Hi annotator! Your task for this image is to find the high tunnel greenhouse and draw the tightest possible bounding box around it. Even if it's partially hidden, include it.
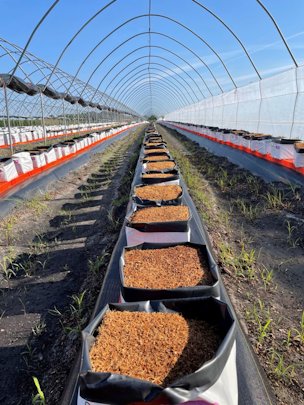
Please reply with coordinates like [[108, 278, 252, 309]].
[[0, 1, 303, 405]]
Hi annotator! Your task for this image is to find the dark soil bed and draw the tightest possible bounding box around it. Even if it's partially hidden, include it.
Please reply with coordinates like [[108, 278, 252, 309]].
[[134, 185, 182, 201], [89, 311, 220, 386], [123, 245, 213, 289]]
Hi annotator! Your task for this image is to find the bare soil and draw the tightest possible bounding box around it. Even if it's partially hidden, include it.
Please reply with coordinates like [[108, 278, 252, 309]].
[[134, 185, 182, 201], [0, 126, 144, 405], [90, 311, 220, 386], [123, 245, 212, 289], [130, 206, 190, 223], [158, 124, 304, 405]]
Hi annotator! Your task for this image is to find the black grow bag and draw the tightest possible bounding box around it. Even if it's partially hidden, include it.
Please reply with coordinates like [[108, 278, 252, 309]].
[[79, 297, 236, 405], [144, 142, 167, 149], [125, 204, 191, 233], [120, 242, 220, 301], [273, 138, 300, 145], [133, 184, 183, 206], [295, 142, 304, 153], [142, 153, 172, 163], [141, 170, 179, 185], [143, 159, 178, 173]]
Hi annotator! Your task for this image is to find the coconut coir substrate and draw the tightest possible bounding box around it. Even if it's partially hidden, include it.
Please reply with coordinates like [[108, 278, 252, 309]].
[[130, 206, 189, 223], [142, 173, 175, 179], [124, 245, 213, 289], [135, 185, 182, 201], [144, 155, 170, 162], [89, 311, 220, 386], [144, 148, 169, 155], [146, 161, 175, 171]]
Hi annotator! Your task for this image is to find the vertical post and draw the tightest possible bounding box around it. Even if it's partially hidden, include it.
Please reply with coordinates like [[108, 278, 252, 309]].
[[39, 91, 47, 145], [76, 102, 80, 133], [62, 98, 67, 140], [3, 83, 13, 155]]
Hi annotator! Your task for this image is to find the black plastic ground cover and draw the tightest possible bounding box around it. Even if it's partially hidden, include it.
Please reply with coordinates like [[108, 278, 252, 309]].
[[0, 128, 136, 219], [62, 132, 276, 405], [171, 126, 304, 186]]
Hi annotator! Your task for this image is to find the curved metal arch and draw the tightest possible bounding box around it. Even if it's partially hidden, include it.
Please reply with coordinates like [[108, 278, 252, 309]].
[[109, 64, 196, 105], [79, 31, 214, 98], [118, 81, 184, 111], [10, 0, 60, 80], [43, 0, 119, 90], [88, 13, 238, 97], [129, 94, 175, 114], [112, 68, 193, 105], [82, 43, 207, 101], [130, 95, 176, 116], [53, 13, 238, 98], [102, 56, 200, 104], [119, 83, 182, 112], [120, 80, 185, 110], [114, 71, 190, 107], [60, 13, 232, 96], [102, 30, 221, 96], [87, 46, 207, 104], [191, 0, 262, 79], [124, 89, 178, 114], [67, 25, 222, 96], [256, 0, 298, 67]]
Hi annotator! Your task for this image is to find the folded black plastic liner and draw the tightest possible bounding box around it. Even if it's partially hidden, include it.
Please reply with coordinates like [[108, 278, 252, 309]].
[[80, 297, 235, 405]]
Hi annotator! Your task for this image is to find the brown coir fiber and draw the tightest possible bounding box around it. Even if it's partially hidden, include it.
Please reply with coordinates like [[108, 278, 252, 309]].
[[124, 245, 213, 289], [144, 148, 169, 154], [135, 185, 182, 201], [145, 142, 165, 147], [144, 155, 170, 162], [146, 161, 175, 171], [89, 311, 221, 386], [142, 173, 175, 179], [130, 205, 189, 223]]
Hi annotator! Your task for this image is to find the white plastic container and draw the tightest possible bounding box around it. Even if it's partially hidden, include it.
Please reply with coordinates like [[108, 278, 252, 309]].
[[0, 158, 19, 181], [12, 152, 34, 174]]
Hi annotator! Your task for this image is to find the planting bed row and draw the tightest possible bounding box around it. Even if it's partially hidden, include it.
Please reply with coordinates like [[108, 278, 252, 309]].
[[0, 122, 141, 197], [163, 121, 304, 175], [67, 125, 241, 405], [0, 121, 121, 148]]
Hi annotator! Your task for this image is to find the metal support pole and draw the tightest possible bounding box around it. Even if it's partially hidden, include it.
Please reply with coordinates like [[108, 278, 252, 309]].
[[3, 83, 13, 155], [39, 92, 47, 145], [62, 98, 67, 140], [77, 103, 80, 133]]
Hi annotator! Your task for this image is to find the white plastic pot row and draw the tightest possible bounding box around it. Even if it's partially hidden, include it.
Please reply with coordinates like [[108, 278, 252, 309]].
[[0, 121, 125, 147], [163, 121, 304, 170], [0, 124, 139, 183]]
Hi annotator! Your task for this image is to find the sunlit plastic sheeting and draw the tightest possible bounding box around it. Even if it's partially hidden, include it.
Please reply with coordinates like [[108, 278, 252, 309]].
[[164, 67, 304, 140]]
